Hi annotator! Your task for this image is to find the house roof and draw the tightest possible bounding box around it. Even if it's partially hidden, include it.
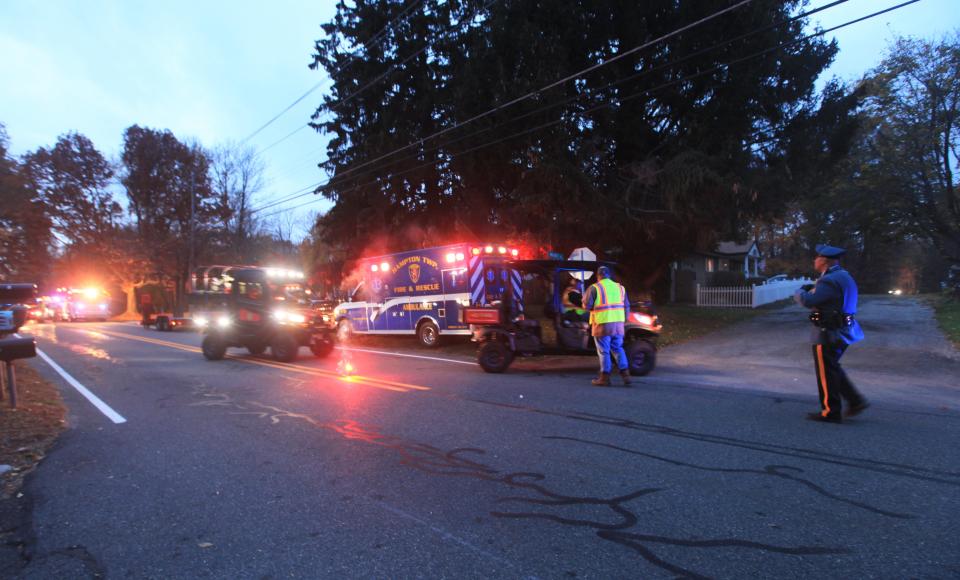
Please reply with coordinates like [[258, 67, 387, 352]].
[[692, 240, 760, 258]]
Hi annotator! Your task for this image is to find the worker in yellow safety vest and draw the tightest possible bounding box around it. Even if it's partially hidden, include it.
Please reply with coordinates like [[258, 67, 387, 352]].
[[582, 265, 631, 386], [561, 276, 588, 323]]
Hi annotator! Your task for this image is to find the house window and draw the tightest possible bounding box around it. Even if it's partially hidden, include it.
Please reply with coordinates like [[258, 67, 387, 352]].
[[706, 258, 715, 273]]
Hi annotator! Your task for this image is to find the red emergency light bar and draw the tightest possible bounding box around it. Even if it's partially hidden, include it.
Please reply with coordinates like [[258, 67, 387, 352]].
[[469, 246, 521, 258]]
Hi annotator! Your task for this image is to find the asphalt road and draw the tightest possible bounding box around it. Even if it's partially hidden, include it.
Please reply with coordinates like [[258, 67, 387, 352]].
[[13, 296, 960, 578]]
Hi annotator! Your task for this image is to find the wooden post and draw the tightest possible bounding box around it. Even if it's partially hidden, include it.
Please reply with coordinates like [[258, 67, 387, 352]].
[[4, 361, 15, 409]]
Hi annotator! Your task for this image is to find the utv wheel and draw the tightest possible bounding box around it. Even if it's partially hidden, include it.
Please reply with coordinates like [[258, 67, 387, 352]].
[[202, 335, 227, 361], [310, 338, 334, 359], [271, 333, 299, 363], [157, 316, 170, 331], [626, 339, 656, 376], [478, 341, 512, 373], [247, 342, 267, 356], [417, 321, 440, 348]]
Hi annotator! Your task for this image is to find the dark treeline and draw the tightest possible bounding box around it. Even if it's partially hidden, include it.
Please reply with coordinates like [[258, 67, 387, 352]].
[[307, 0, 959, 295], [0, 125, 299, 313], [3, 3, 958, 302]]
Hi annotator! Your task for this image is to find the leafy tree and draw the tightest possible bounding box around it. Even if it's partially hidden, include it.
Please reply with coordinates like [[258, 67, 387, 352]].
[[784, 32, 960, 291], [210, 142, 266, 262], [0, 123, 52, 284], [121, 125, 223, 310], [21, 132, 147, 311], [309, 0, 848, 292], [865, 33, 960, 264], [22, 132, 121, 246]]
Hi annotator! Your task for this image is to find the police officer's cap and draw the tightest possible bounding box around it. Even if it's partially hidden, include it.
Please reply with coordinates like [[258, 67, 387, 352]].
[[596, 265, 611, 278], [815, 244, 846, 259]]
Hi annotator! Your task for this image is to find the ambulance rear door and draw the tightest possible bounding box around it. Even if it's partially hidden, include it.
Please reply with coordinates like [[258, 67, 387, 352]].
[[441, 267, 470, 331]]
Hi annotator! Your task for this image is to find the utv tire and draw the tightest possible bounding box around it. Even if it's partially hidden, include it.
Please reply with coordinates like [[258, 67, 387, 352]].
[[271, 333, 299, 363], [417, 321, 440, 348], [626, 339, 656, 376], [202, 335, 227, 361], [478, 341, 512, 373], [247, 342, 267, 356]]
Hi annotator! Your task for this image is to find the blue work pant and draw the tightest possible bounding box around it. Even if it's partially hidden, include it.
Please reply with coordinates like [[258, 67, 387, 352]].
[[594, 334, 627, 373]]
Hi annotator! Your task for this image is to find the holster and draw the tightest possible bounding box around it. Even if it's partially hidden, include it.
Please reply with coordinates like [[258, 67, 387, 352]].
[[809, 310, 854, 330]]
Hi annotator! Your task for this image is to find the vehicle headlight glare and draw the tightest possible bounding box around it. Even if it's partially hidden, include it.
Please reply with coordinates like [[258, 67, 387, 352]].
[[216, 316, 231, 328]]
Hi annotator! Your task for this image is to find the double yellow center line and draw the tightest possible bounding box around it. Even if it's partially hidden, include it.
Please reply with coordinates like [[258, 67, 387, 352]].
[[88, 328, 431, 394]]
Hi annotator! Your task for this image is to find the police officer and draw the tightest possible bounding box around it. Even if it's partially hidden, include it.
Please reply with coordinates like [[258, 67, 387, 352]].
[[794, 244, 869, 423], [583, 265, 631, 386]]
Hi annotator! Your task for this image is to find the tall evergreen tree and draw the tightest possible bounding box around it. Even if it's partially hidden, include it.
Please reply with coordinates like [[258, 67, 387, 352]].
[[310, 0, 850, 288]]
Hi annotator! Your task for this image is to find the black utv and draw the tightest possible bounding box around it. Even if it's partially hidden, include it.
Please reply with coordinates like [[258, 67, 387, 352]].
[[199, 267, 335, 363], [464, 260, 660, 375]]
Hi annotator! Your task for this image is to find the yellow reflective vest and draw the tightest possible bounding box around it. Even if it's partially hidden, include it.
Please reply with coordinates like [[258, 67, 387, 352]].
[[589, 278, 626, 325]]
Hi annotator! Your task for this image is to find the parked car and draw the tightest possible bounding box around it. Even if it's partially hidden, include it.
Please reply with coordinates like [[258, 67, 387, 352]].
[[765, 274, 789, 284]]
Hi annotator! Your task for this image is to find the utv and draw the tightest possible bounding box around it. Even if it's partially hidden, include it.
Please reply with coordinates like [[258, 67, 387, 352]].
[[464, 260, 660, 375], [199, 267, 335, 363]]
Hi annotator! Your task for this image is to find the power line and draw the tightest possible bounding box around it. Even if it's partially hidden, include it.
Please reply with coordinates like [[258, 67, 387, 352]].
[[250, 0, 499, 211], [256, 0, 922, 220], [250, 0, 756, 215], [274, 0, 856, 202], [240, 0, 426, 145]]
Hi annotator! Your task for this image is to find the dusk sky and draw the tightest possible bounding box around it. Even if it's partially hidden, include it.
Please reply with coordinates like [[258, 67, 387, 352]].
[[2, 0, 957, 240]]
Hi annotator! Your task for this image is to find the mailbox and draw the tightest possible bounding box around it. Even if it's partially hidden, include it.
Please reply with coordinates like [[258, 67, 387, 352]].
[[0, 311, 12, 334], [0, 336, 36, 362]]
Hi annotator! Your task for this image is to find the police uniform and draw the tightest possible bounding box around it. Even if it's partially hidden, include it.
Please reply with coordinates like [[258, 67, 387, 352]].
[[794, 244, 868, 422]]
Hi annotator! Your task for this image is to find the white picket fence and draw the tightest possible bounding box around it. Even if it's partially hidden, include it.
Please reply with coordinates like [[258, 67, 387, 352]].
[[696, 278, 813, 308]]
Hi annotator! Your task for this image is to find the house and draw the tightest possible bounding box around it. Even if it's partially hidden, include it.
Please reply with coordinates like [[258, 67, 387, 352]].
[[670, 240, 762, 302]]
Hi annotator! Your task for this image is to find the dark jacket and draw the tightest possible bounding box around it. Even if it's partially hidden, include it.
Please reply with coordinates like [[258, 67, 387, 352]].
[[795, 264, 864, 345]]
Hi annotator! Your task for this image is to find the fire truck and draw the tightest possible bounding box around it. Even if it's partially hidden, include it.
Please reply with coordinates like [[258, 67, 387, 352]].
[[333, 243, 523, 347], [62, 287, 111, 322]]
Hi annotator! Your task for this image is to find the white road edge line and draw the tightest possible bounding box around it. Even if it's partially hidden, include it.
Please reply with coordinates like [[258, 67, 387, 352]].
[[35, 349, 127, 424], [336, 346, 474, 366]]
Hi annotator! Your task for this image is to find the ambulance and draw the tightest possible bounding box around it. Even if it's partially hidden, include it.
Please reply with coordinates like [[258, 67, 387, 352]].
[[333, 243, 524, 347]]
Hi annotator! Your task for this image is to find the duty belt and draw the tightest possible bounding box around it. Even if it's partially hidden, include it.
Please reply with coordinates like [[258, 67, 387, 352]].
[[809, 310, 855, 329]]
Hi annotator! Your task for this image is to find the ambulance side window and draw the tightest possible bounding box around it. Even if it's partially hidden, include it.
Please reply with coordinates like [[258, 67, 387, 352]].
[[442, 269, 467, 293], [351, 284, 368, 302]]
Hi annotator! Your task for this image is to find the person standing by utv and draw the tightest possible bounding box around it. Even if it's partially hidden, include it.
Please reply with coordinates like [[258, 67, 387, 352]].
[[583, 265, 631, 386], [794, 244, 869, 423]]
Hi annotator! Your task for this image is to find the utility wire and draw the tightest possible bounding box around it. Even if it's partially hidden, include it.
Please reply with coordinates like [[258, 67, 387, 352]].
[[251, 0, 498, 211], [250, 0, 755, 214], [256, 0, 922, 219], [241, 0, 425, 144], [270, 0, 855, 203]]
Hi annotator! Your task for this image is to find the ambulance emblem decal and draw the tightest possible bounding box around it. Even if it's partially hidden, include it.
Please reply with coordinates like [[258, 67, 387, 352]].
[[408, 263, 421, 284]]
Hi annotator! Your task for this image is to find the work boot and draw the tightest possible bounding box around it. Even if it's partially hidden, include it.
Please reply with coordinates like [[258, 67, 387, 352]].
[[591, 372, 611, 386], [620, 370, 631, 386]]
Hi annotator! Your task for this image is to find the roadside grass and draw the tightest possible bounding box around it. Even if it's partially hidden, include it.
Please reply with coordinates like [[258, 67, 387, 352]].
[[0, 363, 66, 498], [917, 293, 960, 350]]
